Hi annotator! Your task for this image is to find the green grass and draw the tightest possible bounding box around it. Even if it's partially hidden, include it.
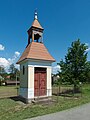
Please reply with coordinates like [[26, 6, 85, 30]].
[[0, 84, 90, 120], [0, 86, 18, 98]]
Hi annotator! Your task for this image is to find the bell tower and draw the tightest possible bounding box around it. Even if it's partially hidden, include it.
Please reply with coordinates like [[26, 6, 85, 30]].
[[27, 10, 44, 45], [17, 10, 55, 103]]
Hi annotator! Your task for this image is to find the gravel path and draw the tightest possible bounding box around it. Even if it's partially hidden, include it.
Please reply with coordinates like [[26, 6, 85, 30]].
[[26, 103, 90, 120]]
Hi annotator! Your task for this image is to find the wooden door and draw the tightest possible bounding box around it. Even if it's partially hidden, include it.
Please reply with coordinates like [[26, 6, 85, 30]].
[[34, 68, 46, 96]]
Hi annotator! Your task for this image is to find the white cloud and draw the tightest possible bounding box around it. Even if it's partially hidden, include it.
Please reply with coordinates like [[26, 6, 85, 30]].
[[0, 44, 5, 51], [86, 47, 90, 52], [8, 51, 20, 63], [52, 65, 60, 74], [15, 64, 20, 70], [85, 43, 89, 46], [15, 51, 20, 57], [13, 51, 20, 60], [0, 57, 10, 68], [0, 51, 20, 72], [85, 43, 90, 52], [8, 58, 13, 64]]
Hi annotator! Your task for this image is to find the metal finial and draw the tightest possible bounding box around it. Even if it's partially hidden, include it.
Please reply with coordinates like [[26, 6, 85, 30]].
[[34, 9, 38, 19]]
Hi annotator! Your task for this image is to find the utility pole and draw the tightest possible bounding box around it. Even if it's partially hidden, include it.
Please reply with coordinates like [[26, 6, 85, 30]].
[[16, 72, 17, 87]]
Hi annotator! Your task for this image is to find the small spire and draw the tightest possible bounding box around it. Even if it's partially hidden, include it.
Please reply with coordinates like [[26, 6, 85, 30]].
[[34, 9, 38, 20]]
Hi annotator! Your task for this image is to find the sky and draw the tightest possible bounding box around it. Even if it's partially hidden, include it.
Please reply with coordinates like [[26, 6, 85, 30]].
[[0, 0, 90, 73]]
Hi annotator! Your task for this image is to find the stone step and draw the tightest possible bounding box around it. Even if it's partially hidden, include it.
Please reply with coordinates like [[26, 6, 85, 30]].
[[32, 97, 52, 103]]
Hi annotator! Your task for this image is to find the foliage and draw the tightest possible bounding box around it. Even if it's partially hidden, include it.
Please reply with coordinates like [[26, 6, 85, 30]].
[[85, 61, 90, 83], [0, 66, 7, 85], [0, 75, 4, 86], [8, 64, 16, 74], [0, 66, 6, 74], [0, 64, 20, 82], [8, 64, 20, 80], [58, 39, 88, 89]]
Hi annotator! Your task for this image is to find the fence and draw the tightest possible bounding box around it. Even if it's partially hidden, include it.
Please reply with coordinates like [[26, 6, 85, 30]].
[[0, 85, 82, 101]]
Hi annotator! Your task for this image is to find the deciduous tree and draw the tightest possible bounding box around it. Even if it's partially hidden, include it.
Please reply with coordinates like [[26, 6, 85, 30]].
[[58, 39, 88, 90]]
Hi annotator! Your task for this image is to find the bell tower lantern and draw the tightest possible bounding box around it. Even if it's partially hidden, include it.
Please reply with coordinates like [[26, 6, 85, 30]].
[[27, 10, 44, 45]]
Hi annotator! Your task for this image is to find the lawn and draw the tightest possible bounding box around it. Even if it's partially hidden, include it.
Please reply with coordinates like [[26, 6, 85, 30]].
[[0, 86, 18, 98], [0, 84, 90, 120]]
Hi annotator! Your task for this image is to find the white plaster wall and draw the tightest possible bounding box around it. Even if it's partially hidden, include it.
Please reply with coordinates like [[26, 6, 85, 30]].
[[47, 67, 52, 96], [19, 87, 28, 98], [19, 61, 28, 99], [19, 59, 53, 99], [20, 62, 28, 88], [28, 59, 52, 67], [28, 66, 34, 99]]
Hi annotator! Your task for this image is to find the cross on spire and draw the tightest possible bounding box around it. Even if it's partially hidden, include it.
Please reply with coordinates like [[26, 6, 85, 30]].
[[34, 9, 38, 19]]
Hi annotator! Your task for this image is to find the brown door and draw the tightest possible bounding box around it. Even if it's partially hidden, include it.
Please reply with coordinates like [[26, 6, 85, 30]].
[[34, 67, 46, 96]]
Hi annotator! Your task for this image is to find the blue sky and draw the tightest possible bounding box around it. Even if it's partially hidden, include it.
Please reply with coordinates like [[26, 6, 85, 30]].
[[0, 0, 90, 73]]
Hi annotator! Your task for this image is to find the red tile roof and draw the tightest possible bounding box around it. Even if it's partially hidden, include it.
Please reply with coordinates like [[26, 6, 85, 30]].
[[17, 42, 55, 64]]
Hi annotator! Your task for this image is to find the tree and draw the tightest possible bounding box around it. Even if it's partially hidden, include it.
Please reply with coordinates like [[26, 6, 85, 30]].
[[85, 61, 90, 83], [58, 39, 88, 90], [8, 64, 20, 80], [8, 64, 15, 74], [0, 65, 6, 74], [14, 68, 20, 81], [0, 65, 6, 85]]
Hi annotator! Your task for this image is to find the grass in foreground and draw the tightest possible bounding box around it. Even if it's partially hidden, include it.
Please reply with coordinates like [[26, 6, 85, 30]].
[[0, 84, 90, 120]]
